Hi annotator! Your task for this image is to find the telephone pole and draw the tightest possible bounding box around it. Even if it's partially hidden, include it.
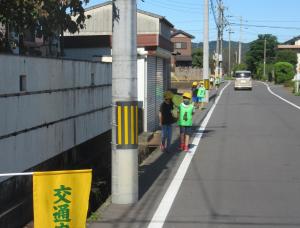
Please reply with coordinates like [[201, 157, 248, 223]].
[[219, 2, 224, 77], [214, 1, 220, 78], [263, 38, 267, 79], [112, 0, 138, 204], [214, 0, 224, 78], [203, 0, 209, 80], [203, 0, 209, 92], [238, 16, 243, 64], [228, 28, 234, 77]]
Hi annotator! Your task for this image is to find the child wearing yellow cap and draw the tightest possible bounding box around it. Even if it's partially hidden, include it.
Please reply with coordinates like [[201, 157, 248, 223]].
[[178, 92, 195, 152]]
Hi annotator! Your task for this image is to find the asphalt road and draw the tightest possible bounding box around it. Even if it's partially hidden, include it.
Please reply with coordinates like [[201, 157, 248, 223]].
[[163, 81, 300, 228], [90, 81, 300, 228]]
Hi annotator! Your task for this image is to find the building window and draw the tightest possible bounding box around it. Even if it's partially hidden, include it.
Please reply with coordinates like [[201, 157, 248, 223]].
[[19, 75, 27, 92], [174, 42, 187, 49]]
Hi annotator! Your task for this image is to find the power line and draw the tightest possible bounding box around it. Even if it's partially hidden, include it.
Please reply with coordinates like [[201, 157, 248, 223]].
[[139, 1, 202, 11], [233, 19, 300, 23], [210, 0, 218, 28], [230, 23, 300, 30]]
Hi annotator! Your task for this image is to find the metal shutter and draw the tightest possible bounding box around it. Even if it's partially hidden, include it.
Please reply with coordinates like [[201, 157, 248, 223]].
[[146, 56, 156, 132], [163, 59, 171, 91], [155, 57, 164, 130]]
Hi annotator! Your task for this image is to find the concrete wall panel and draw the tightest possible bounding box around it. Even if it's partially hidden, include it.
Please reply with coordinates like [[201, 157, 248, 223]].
[[0, 55, 112, 178]]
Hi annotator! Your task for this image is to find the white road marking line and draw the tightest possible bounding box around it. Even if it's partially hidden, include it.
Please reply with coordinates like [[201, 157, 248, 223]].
[[147, 82, 231, 228], [262, 82, 300, 111]]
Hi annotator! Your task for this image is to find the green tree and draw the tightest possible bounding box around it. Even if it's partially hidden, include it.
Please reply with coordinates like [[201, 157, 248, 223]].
[[275, 50, 297, 65], [0, 0, 42, 52], [274, 62, 295, 84], [0, 0, 42, 31], [245, 34, 278, 74], [36, 0, 90, 55], [232, 63, 247, 72], [0, 0, 90, 55], [256, 63, 274, 81], [192, 48, 203, 67]]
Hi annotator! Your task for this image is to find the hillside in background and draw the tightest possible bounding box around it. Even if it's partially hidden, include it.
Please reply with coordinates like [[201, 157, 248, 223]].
[[192, 41, 251, 73], [192, 40, 250, 57]]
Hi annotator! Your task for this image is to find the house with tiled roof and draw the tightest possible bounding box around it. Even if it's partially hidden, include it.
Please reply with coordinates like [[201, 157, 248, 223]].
[[170, 29, 195, 68], [278, 36, 300, 74]]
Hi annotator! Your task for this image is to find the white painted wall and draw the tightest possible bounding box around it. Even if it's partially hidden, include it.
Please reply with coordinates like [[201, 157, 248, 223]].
[[137, 58, 145, 104], [0, 55, 112, 179]]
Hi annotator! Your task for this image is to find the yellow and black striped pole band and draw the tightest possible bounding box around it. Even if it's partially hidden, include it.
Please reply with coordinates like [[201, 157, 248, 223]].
[[116, 101, 139, 149], [204, 79, 210, 90]]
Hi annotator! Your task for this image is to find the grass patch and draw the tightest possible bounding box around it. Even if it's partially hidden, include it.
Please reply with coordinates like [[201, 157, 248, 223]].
[[294, 92, 300, 96]]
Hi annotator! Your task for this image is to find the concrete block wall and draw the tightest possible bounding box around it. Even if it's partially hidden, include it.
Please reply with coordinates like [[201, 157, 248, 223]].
[[0, 54, 112, 179]]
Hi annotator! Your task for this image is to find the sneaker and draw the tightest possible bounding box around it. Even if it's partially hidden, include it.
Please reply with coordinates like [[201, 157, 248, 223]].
[[184, 145, 189, 152], [179, 143, 185, 150], [160, 144, 165, 152]]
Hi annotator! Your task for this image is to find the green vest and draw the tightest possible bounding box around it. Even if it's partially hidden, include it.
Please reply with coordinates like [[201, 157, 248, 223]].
[[178, 103, 193, 126], [197, 86, 206, 98]]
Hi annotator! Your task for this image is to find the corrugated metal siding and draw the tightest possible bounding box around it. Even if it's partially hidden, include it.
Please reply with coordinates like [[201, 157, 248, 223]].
[[155, 57, 164, 130], [146, 56, 156, 132], [163, 59, 170, 91]]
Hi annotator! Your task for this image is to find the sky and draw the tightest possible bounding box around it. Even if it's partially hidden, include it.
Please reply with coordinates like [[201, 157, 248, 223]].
[[84, 0, 300, 43]]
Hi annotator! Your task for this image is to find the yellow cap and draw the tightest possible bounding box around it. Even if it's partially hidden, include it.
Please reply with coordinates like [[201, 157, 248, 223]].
[[182, 92, 192, 99], [192, 81, 198, 86], [199, 80, 204, 84], [164, 90, 173, 99]]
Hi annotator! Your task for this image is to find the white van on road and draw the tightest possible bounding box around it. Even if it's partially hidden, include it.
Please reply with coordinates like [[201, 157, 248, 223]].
[[234, 70, 252, 90]]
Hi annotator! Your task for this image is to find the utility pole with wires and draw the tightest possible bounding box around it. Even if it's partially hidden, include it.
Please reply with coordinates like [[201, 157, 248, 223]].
[[228, 27, 234, 77], [219, 2, 224, 77], [112, 0, 139, 204], [263, 37, 267, 80], [203, 0, 209, 98], [214, 0, 225, 79], [238, 16, 243, 64]]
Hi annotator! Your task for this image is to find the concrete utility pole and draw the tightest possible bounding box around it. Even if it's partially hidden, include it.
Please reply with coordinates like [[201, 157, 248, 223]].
[[214, 0, 224, 79], [238, 16, 242, 64], [219, 2, 224, 77], [263, 38, 267, 80], [203, 0, 209, 92], [112, 0, 138, 204], [228, 28, 234, 77], [214, 1, 220, 78]]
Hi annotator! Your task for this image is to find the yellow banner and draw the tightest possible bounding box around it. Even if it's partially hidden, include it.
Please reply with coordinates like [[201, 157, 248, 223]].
[[33, 169, 92, 228]]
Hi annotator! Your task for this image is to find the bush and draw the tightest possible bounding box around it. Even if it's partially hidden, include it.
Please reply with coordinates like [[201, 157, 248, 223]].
[[274, 62, 295, 84]]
